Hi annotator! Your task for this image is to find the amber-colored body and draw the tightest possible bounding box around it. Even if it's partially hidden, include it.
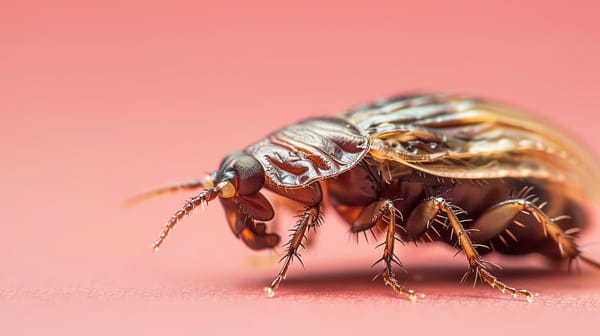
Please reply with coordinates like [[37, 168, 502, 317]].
[[130, 93, 600, 302], [328, 163, 586, 259]]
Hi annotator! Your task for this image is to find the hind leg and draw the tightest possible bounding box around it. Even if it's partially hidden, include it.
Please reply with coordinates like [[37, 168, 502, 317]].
[[469, 198, 600, 271], [405, 197, 537, 301]]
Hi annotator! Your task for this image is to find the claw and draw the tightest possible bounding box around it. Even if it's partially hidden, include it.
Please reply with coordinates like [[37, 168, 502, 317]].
[[381, 271, 425, 302]]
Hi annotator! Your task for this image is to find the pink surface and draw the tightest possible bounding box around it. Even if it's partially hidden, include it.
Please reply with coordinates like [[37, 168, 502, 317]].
[[2, 1, 600, 334]]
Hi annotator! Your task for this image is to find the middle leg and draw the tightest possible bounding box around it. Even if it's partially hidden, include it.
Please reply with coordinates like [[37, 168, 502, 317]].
[[353, 199, 425, 301]]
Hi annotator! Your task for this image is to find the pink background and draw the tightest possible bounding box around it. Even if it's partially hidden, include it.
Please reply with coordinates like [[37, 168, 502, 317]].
[[2, 0, 600, 334]]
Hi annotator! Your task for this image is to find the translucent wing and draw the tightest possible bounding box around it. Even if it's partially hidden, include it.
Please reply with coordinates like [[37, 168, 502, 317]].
[[343, 93, 600, 203]]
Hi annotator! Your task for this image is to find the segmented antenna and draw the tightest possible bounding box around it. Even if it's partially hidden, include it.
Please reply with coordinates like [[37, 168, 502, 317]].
[[125, 178, 212, 208], [152, 188, 219, 251]]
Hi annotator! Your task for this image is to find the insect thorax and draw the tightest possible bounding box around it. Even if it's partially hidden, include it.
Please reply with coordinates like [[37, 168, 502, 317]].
[[245, 117, 371, 188]]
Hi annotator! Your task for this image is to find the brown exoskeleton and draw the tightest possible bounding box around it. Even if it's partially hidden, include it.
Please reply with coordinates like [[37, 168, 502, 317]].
[[129, 93, 600, 302]]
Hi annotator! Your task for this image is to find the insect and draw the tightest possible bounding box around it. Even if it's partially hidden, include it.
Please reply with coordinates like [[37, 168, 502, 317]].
[[129, 93, 600, 302]]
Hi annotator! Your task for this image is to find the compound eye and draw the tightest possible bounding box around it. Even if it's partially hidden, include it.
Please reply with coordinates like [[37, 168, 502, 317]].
[[233, 154, 265, 195], [219, 151, 245, 170]]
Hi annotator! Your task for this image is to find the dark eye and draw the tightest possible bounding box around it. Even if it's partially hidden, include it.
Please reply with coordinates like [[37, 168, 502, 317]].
[[233, 154, 265, 195]]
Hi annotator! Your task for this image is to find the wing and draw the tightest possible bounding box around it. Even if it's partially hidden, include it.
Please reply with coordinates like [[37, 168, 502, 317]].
[[245, 117, 370, 188], [342, 93, 600, 203]]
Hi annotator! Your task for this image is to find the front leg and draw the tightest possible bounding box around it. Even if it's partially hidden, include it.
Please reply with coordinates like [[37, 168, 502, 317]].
[[263, 182, 323, 297], [264, 205, 321, 297]]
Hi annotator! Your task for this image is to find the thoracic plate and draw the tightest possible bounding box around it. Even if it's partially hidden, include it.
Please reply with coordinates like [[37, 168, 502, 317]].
[[245, 118, 370, 188]]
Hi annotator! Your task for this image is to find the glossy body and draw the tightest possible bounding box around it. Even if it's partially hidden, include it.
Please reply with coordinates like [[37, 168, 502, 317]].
[[133, 93, 600, 301], [327, 163, 584, 258]]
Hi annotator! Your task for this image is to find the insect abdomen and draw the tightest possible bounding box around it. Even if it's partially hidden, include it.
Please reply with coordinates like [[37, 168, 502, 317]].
[[328, 164, 586, 259]]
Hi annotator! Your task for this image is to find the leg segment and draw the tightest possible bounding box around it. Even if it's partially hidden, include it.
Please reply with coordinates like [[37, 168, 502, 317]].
[[349, 199, 423, 301], [436, 198, 537, 302], [264, 205, 321, 297], [263, 182, 324, 297], [408, 197, 537, 302], [469, 199, 599, 269], [372, 200, 424, 302]]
